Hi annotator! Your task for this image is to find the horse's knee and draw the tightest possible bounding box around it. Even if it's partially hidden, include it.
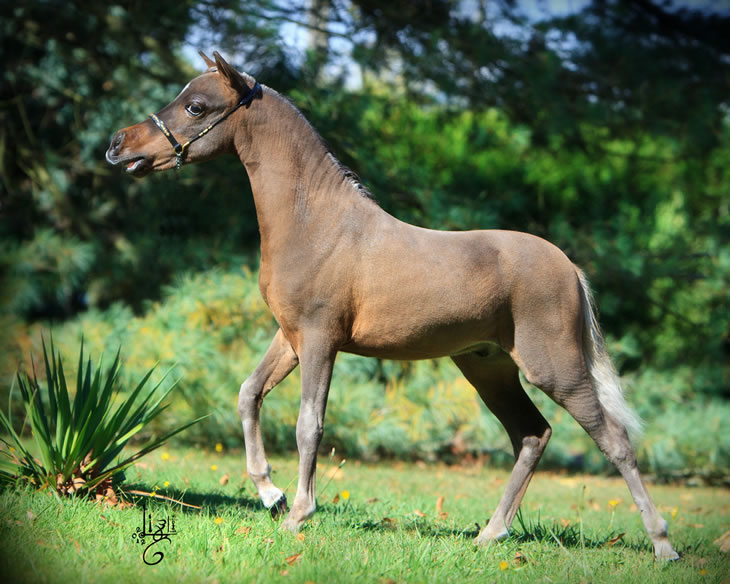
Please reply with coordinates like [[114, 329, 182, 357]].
[[516, 424, 551, 461], [295, 410, 324, 449], [237, 378, 263, 419]]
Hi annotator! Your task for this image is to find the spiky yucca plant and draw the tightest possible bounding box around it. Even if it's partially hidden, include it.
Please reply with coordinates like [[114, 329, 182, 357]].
[[0, 338, 202, 500]]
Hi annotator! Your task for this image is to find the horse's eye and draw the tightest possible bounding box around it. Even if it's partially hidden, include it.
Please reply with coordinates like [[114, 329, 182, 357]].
[[186, 103, 204, 116]]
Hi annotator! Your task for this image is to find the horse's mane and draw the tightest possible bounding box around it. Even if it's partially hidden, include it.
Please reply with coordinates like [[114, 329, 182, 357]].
[[265, 86, 378, 204]]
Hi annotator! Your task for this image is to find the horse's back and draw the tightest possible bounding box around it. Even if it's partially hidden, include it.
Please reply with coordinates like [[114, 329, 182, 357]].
[[345, 222, 580, 359]]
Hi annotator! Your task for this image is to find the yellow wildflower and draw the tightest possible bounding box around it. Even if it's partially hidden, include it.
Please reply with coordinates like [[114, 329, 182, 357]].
[[211, 464, 218, 471], [214, 517, 223, 525], [215, 443, 223, 453], [499, 560, 509, 571], [341, 490, 350, 500], [161, 452, 170, 461]]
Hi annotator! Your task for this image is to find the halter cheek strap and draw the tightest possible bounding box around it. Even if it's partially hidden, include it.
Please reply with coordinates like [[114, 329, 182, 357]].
[[149, 81, 261, 169]]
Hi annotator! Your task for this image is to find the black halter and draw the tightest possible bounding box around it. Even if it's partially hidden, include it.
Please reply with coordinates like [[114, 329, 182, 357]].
[[149, 82, 261, 169]]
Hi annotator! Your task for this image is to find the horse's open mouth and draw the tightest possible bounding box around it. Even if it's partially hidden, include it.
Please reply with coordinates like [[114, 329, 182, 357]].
[[112, 156, 152, 177], [123, 157, 151, 175]]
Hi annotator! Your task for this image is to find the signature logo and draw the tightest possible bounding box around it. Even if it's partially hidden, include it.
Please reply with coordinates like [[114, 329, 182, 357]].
[[131, 500, 177, 565]]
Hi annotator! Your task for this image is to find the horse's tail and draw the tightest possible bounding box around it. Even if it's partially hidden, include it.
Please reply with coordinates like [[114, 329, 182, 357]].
[[575, 267, 643, 438]]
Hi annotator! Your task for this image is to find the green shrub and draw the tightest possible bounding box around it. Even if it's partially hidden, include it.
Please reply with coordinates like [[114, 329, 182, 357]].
[[0, 337, 202, 498]]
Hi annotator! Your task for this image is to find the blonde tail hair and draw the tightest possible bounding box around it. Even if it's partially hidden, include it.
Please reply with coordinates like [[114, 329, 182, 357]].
[[576, 268, 643, 438]]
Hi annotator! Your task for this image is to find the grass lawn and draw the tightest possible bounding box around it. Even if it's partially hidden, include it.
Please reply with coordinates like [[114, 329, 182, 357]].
[[1, 445, 728, 583]]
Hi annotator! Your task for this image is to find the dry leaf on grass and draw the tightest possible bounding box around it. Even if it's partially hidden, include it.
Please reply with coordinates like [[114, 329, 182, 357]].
[[714, 530, 730, 553], [285, 553, 302, 565], [436, 496, 445, 513], [219, 473, 230, 486], [608, 533, 625, 546], [413, 509, 426, 517], [324, 467, 344, 480]]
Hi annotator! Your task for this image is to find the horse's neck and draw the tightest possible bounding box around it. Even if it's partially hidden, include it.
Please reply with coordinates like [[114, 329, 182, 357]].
[[235, 89, 379, 264]]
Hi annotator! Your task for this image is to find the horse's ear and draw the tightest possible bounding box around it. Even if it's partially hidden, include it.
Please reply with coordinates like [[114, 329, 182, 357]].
[[199, 50, 216, 70], [213, 51, 248, 94]]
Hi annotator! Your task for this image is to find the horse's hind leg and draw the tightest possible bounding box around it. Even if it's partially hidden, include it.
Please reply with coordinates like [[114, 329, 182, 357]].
[[238, 328, 299, 514], [451, 350, 552, 544], [514, 339, 679, 560]]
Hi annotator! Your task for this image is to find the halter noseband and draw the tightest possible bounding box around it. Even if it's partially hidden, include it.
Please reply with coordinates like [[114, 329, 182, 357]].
[[149, 82, 261, 169]]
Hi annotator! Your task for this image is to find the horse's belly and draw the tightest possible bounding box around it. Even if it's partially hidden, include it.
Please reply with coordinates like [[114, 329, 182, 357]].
[[343, 308, 509, 360]]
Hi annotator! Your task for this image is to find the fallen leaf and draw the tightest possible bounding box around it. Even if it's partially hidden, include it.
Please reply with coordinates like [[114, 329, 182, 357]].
[[414, 509, 426, 517], [235, 526, 252, 535], [436, 496, 445, 514], [26, 510, 36, 522], [438, 512, 449, 519], [219, 473, 230, 486], [514, 551, 528, 564], [713, 530, 730, 553], [608, 533, 625, 546], [366, 498, 380, 504], [324, 467, 344, 480], [332, 493, 340, 504], [99, 514, 120, 527], [285, 553, 302, 565], [297, 533, 306, 542], [280, 569, 289, 576], [380, 517, 397, 528], [560, 518, 570, 527]]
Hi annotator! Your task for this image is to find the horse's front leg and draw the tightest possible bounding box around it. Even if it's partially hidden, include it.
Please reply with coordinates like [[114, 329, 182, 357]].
[[239, 328, 299, 514], [281, 337, 336, 532]]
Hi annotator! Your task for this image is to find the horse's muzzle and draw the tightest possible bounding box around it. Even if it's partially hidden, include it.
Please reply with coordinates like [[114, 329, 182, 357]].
[[106, 130, 152, 177]]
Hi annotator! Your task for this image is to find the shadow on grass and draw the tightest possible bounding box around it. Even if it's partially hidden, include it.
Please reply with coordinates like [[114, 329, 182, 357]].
[[122, 482, 262, 515], [347, 507, 650, 553]]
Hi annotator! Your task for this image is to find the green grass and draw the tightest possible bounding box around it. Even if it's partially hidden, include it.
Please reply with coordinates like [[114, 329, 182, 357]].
[[1, 445, 728, 583]]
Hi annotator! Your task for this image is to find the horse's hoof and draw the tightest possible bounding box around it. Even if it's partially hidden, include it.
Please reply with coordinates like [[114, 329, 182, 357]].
[[654, 540, 680, 561], [473, 528, 509, 546], [281, 516, 302, 533], [269, 494, 288, 519]]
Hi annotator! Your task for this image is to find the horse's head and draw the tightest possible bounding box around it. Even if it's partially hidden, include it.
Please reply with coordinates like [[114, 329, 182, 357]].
[[105, 51, 260, 177]]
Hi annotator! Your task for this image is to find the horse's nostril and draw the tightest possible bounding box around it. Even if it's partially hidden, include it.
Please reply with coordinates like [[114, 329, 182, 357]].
[[110, 131, 125, 155]]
